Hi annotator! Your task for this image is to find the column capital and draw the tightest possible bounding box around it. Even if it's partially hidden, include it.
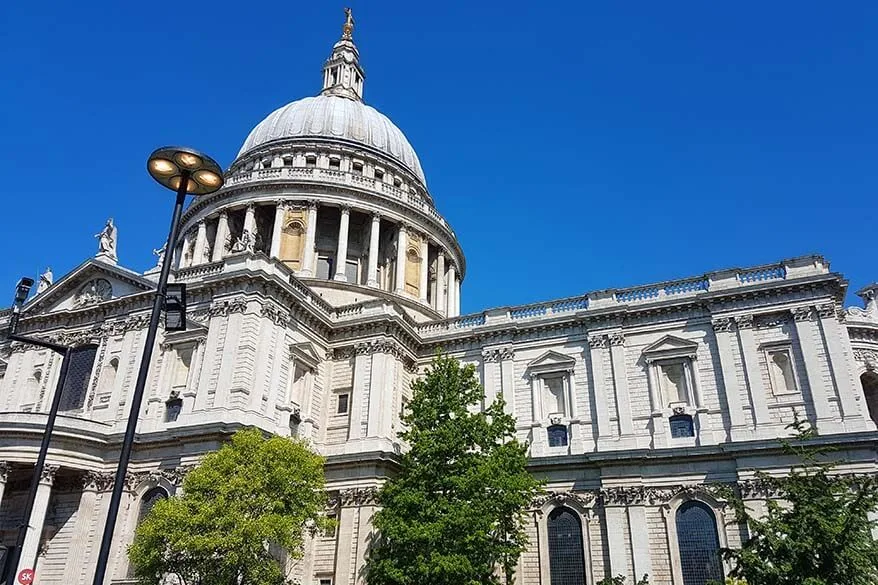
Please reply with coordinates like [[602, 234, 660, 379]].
[[339, 204, 351, 214], [307, 199, 320, 210], [218, 209, 229, 219], [815, 303, 837, 319], [711, 317, 734, 332], [0, 461, 8, 483], [398, 222, 409, 234], [39, 464, 59, 486], [608, 332, 625, 347], [196, 219, 206, 227], [80, 471, 114, 492], [370, 210, 382, 221], [792, 306, 813, 322], [735, 314, 755, 329]]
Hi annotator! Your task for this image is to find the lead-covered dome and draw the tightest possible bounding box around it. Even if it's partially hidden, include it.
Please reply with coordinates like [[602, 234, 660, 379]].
[[237, 95, 426, 185]]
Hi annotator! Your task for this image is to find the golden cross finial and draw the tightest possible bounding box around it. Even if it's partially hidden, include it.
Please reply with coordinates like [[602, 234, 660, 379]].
[[342, 7, 355, 39]]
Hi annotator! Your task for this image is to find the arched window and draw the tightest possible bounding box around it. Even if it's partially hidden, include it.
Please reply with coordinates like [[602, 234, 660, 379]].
[[547, 507, 585, 585], [59, 344, 98, 412], [138, 487, 169, 526], [861, 372, 878, 426], [676, 501, 724, 585]]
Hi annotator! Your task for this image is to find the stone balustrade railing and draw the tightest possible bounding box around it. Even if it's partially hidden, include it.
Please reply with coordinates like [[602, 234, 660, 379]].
[[224, 167, 453, 234], [415, 256, 826, 338]]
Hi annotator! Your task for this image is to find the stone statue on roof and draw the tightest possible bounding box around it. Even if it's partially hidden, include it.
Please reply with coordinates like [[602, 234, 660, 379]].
[[37, 267, 53, 294], [95, 218, 118, 262]]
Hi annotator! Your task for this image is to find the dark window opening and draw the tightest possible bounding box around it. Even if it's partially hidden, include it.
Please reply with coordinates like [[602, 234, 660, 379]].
[[547, 507, 585, 585], [59, 344, 98, 412], [676, 501, 724, 585], [670, 413, 695, 438], [165, 397, 183, 422], [547, 424, 568, 447], [352, 162, 364, 175], [305, 156, 317, 168], [337, 393, 349, 414], [329, 158, 341, 170], [374, 169, 385, 181], [138, 487, 169, 526], [861, 372, 878, 427]]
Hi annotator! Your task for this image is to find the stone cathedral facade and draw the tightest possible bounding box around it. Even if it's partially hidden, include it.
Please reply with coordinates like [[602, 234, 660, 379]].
[[2, 15, 878, 585]]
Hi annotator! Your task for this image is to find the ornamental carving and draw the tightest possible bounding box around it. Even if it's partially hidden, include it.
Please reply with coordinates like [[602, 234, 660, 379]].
[[0, 461, 8, 483], [608, 332, 625, 347], [75, 278, 113, 307], [735, 314, 755, 329], [792, 306, 813, 322], [711, 317, 734, 333], [481, 346, 514, 363], [40, 464, 59, 485], [261, 303, 290, 327], [533, 490, 596, 510], [587, 335, 607, 349], [815, 303, 837, 319], [208, 298, 249, 317], [327, 487, 379, 508], [80, 471, 116, 492], [754, 312, 791, 328]]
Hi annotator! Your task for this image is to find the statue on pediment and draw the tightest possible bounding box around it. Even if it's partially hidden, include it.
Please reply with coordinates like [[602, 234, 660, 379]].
[[37, 267, 53, 294], [95, 218, 118, 262]]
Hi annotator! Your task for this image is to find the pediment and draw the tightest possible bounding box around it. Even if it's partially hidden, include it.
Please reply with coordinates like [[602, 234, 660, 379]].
[[290, 342, 321, 371], [641, 335, 699, 360], [24, 259, 155, 316], [526, 350, 576, 373]]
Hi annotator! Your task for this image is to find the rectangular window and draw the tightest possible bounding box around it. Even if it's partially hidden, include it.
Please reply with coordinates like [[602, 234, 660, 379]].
[[329, 158, 341, 170], [374, 168, 385, 181], [352, 161, 364, 175], [305, 156, 317, 168], [316, 256, 333, 280], [337, 393, 350, 415], [669, 414, 695, 438], [767, 347, 798, 395], [319, 579, 333, 585], [59, 345, 98, 412]]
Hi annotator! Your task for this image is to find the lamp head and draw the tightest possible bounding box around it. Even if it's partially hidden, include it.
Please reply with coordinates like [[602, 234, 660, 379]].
[[14, 277, 34, 305], [147, 146, 224, 195]]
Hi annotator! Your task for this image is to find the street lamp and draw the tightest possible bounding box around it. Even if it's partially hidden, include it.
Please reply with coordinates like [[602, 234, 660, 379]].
[[90, 146, 223, 585], [4, 278, 72, 584]]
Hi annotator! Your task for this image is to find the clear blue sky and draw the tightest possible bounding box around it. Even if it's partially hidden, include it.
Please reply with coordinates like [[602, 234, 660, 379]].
[[2, 1, 876, 313]]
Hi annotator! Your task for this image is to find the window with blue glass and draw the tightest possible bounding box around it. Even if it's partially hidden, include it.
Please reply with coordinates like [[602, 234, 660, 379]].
[[547, 424, 568, 447], [676, 501, 724, 585], [547, 507, 585, 585], [59, 344, 98, 412], [669, 413, 695, 438]]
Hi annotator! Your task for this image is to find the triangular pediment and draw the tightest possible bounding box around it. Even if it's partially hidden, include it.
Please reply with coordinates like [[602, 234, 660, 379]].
[[24, 259, 155, 316], [641, 335, 699, 358], [527, 350, 576, 373], [290, 342, 321, 371]]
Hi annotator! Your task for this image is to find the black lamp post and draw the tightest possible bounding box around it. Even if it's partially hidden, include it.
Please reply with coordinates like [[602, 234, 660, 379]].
[[90, 146, 223, 585], [3, 278, 74, 584]]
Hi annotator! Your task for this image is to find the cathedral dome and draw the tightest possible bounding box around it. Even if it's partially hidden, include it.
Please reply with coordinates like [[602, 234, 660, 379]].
[[237, 95, 426, 185]]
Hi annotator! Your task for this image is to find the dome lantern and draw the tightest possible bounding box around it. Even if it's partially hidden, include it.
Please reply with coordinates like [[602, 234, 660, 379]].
[[321, 8, 365, 102]]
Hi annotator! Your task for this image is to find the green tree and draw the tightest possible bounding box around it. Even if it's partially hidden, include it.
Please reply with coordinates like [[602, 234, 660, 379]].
[[365, 354, 542, 585], [718, 418, 878, 585], [597, 576, 649, 585], [128, 428, 331, 585]]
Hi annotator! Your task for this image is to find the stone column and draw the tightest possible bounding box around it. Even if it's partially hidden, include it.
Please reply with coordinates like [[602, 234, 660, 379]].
[[270, 200, 287, 259], [301, 202, 318, 276], [179, 230, 193, 268], [712, 317, 747, 439], [628, 504, 653, 582], [454, 273, 461, 316], [499, 347, 516, 417], [0, 462, 8, 508], [212, 211, 229, 262], [192, 220, 207, 266], [17, 465, 58, 575], [603, 499, 629, 578], [243, 204, 257, 252], [436, 251, 446, 315], [792, 306, 833, 428], [367, 212, 380, 287], [394, 224, 407, 294], [608, 332, 634, 440], [419, 237, 429, 303], [446, 264, 457, 317], [334, 206, 351, 281]]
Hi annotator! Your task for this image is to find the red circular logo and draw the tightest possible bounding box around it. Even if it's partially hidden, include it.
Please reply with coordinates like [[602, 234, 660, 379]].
[[17, 569, 35, 585]]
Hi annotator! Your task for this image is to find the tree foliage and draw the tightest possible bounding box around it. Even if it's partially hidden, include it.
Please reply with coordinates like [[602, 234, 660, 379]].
[[597, 575, 649, 585], [365, 354, 542, 585], [718, 418, 878, 585], [128, 428, 331, 585]]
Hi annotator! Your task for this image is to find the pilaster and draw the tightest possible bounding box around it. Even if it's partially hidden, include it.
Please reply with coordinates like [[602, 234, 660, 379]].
[[608, 332, 635, 440], [792, 306, 834, 429], [712, 318, 747, 440], [735, 314, 771, 431], [587, 335, 611, 445], [816, 303, 866, 429]]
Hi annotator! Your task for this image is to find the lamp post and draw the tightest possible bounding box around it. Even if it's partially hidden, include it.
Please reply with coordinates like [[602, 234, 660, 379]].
[[90, 146, 223, 585], [3, 279, 73, 583]]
